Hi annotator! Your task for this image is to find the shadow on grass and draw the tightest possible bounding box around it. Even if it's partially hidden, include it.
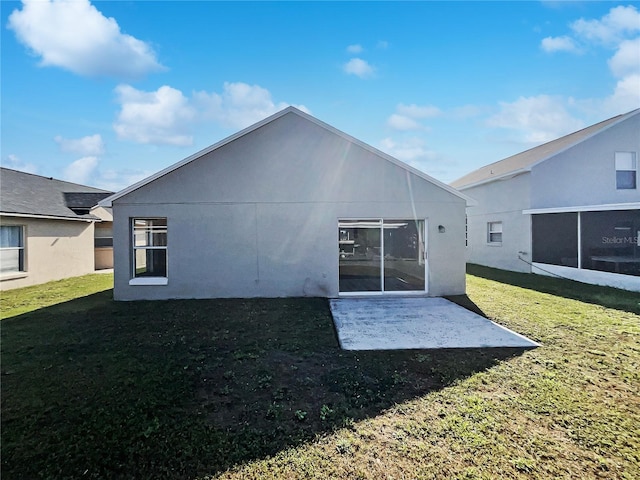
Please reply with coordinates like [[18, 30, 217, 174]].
[[2, 293, 529, 479], [467, 263, 640, 315], [443, 294, 488, 317]]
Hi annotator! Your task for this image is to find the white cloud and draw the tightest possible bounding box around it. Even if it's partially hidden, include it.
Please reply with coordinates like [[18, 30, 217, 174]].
[[4, 154, 38, 174], [608, 37, 640, 78], [487, 95, 585, 144], [536, 5, 640, 119], [54, 134, 105, 156], [379, 137, 437, 170], [603, 74, 640, 114], [343, 58, 374, 78], [113, 81, 307, 145], [346, 44, 363, 54], [93, 168, 151, 192], [7, 0, 164, 78], [571, 5, 640, 45], [540, 35, 581, 53], [386, 103, 440, 131], [396, 103, 441, 119], [114, 85, 196, 146], [194, 81, 308, 130], [386, 114, 425, 131], [63, 156, 98, 185]]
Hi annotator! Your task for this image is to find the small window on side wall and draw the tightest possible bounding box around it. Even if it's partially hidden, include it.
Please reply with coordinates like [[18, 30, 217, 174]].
[[487, 221, 503, 245], [131, 218, 167, 281], [0, 225, 25, 273], [615, 152, 637, 190]]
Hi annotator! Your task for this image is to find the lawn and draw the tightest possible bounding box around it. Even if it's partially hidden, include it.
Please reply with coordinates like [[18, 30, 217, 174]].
[[1, 267, 639, 479]]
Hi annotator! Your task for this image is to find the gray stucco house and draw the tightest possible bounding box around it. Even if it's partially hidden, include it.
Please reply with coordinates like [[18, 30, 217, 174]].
[[451, 108, 640, 292], [101, 107, 472, 300], [0, 168, 113, 290]]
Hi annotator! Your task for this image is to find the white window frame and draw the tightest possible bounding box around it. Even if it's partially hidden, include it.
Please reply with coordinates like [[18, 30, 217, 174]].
[[487, 221, 503, 245], [0, 225, 27, 276], [130, 218, 168, 286], [615, 152, 637, 190], [0, 225, 28, 280]]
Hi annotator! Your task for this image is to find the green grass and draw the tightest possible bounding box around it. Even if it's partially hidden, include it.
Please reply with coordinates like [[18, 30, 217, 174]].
[[1, 268, 639, 479], [0, 273, 114, 318]]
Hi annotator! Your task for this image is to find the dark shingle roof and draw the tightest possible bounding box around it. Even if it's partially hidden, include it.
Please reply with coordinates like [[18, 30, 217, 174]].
[[451, 109, 640, 189], [0, 168, 113, 220]]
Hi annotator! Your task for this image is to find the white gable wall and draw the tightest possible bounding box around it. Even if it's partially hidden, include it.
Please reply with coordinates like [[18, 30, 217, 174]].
[[112, 113, 466, 300], [119, 113, 459, 205], [531, 113, 640, 208]]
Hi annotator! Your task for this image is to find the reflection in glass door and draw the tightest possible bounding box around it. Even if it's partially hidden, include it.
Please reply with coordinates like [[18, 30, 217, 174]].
[[338, 219, 426, 294], [338, 220, 382, 292], [383, 220, 425, 291]]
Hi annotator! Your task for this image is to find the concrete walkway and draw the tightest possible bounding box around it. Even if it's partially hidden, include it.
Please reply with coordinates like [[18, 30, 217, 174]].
[[330, 297, 540, 350]]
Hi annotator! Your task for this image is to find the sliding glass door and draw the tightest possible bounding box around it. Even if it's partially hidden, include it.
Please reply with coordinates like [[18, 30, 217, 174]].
[[338, 220, 382, 292], [339, 219, 426, 294], [383, 220, 426, 291]]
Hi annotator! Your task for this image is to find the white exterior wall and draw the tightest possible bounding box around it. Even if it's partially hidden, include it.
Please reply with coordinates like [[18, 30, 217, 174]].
[[112, 113, 467, 300], [0, 216, 95, 290], [527, 114, 640, 291], [462, 173, 532, 273], [532, 263, 640, 292], [459, 112, 639, 286]]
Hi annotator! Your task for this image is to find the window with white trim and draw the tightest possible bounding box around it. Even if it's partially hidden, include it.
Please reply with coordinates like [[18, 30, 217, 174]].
[[487, 221, 503, 244], [615, 152, 637, 190], [0, 225, 25, 273], [131, 218, 167, 279]]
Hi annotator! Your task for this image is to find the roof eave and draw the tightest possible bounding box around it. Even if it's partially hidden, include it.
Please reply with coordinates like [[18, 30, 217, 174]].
[[0, 211, 97, 222], [455, 168, 531, 191], [523, 202, 640, 215]]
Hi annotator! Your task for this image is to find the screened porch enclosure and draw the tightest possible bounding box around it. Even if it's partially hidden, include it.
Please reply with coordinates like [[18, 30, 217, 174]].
[[532, 210, 640, 277], [338, 219, 426, 293]]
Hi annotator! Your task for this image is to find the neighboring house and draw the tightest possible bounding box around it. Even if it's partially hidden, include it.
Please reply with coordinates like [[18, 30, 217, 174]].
[[0, 168, 114, 290], [451, 108, 640, 292], [100, 107, 472, 301]]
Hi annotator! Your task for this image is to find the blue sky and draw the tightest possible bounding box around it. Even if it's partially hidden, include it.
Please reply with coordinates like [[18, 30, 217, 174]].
[[2, 1, 639, 191]]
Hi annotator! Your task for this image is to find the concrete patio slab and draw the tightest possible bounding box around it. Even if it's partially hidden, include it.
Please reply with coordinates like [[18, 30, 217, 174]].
[[329, 297, 540, 350]]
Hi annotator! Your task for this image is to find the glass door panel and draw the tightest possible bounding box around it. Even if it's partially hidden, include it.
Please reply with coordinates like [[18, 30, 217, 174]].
[[339, 220, 382, 292], [383, 220, 425, 292]]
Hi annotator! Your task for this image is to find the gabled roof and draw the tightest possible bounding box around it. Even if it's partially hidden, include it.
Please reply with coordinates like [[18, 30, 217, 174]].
[[100, 107, 474, 207], [451, 108, 640, 190], [0, 167, 112, 221]]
